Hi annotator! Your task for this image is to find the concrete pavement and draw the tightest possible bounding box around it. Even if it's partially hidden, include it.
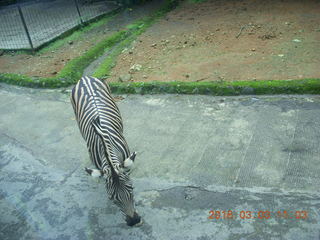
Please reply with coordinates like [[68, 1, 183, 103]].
[[0, 83, 319, 240]]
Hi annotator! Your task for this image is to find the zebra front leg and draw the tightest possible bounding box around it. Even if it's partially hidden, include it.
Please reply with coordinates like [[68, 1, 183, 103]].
[[85, 167, 104, 178]]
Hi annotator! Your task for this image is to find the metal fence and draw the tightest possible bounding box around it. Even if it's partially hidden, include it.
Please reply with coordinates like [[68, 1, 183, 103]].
[[0, 0, 120, 50]]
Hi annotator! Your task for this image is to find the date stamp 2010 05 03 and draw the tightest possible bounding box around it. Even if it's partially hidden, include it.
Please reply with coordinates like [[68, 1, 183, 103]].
[[208, 210, 308, 220]]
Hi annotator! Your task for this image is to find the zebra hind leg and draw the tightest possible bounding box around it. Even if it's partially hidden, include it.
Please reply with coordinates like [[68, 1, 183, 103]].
[[85, 167, 103, 178]]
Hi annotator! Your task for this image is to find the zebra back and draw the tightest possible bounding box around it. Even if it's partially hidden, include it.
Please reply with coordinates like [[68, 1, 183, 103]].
[[71, 76, 130, 174]]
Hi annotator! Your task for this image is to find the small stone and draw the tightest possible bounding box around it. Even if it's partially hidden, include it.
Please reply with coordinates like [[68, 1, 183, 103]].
[[151, 43, 157, 47], [129, 50, 133, 54], [130, 64, 142, 72], [52, 71, 57, 75], [251, 48, 256, 51], [184, 74, 190, 78], [118, 74, 132, 82], [292, 39, 301, 43], [143, 75, 148, 79], [68, 40, 73, 45]]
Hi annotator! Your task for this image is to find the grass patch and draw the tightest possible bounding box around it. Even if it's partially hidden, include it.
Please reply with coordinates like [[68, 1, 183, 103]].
[[188, 0, 207, 3], [108, 79, 320, 95], [0, 30, 129, 88]]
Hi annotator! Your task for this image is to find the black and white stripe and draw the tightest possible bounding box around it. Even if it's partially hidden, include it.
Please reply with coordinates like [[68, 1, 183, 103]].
[[71, 76, 141, 226]]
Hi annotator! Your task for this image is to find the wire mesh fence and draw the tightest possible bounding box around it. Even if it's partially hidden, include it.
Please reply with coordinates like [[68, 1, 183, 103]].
[[0, 0, 120, 50]]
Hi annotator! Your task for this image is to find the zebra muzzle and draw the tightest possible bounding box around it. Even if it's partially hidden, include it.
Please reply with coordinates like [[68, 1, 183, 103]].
[[126, 212, 142, 227]]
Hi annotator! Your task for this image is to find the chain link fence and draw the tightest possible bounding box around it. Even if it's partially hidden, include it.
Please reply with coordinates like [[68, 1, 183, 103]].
[[0, 0, 121, 50]]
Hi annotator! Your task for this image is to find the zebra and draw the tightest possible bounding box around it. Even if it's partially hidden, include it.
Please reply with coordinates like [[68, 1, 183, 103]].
[[70, 76, 142, 226]]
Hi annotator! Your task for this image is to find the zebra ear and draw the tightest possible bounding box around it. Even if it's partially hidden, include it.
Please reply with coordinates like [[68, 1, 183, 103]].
[[124, 152, 137, 169], [130, 151, 136, 161]]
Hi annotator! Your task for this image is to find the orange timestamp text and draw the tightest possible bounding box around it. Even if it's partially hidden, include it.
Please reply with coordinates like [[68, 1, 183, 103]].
[[208, 210, 308, 220]]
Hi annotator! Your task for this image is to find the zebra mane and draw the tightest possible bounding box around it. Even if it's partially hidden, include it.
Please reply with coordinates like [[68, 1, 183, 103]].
[[91, 117, 120, 176]]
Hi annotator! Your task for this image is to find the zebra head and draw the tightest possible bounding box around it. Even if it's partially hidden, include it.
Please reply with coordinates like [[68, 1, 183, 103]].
[[104, 152, 142, 227], [90, 119, 142, 226]]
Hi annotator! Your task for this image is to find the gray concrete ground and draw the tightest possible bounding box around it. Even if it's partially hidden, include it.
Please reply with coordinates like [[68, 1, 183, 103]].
[[0, 83, 319, 240]]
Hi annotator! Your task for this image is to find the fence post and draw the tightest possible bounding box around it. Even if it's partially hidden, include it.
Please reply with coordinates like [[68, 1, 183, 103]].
[[74, 0, 84, 25], [17, 4, 34, 51]]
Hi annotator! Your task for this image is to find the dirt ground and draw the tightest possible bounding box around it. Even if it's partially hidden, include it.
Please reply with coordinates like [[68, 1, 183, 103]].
[[1, 0, 320, 82], [110, 0, 320, 82]]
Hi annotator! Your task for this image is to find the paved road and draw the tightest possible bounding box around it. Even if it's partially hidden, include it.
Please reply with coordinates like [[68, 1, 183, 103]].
[[0, 83, 319, 240]]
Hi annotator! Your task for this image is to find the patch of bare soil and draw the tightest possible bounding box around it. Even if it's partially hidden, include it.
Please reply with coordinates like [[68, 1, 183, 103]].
[[110, 0, 320, 83], [0, 0, 165, 78]]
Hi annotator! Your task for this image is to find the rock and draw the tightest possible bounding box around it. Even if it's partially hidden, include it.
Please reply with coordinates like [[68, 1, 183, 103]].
[[151, 43, 157, 47], [130, 64, 142, 72], [251, 48, 256, 51], [0, 50, 4, 56], [128, 50, 133, 54], [143, 75, 148, 79], [292, 39, 301, 43], [68, 41, 73, 45], [118, 74, 132, 82]]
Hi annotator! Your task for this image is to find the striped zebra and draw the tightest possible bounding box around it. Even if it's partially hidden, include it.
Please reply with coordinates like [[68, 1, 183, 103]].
[[70, 76, 142, 226]]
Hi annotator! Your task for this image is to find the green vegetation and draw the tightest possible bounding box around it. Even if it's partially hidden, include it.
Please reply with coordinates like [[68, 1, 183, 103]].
[[108, 79, 320, 95], [188, 0, 207, 3], [0, 30, 129, 88]]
